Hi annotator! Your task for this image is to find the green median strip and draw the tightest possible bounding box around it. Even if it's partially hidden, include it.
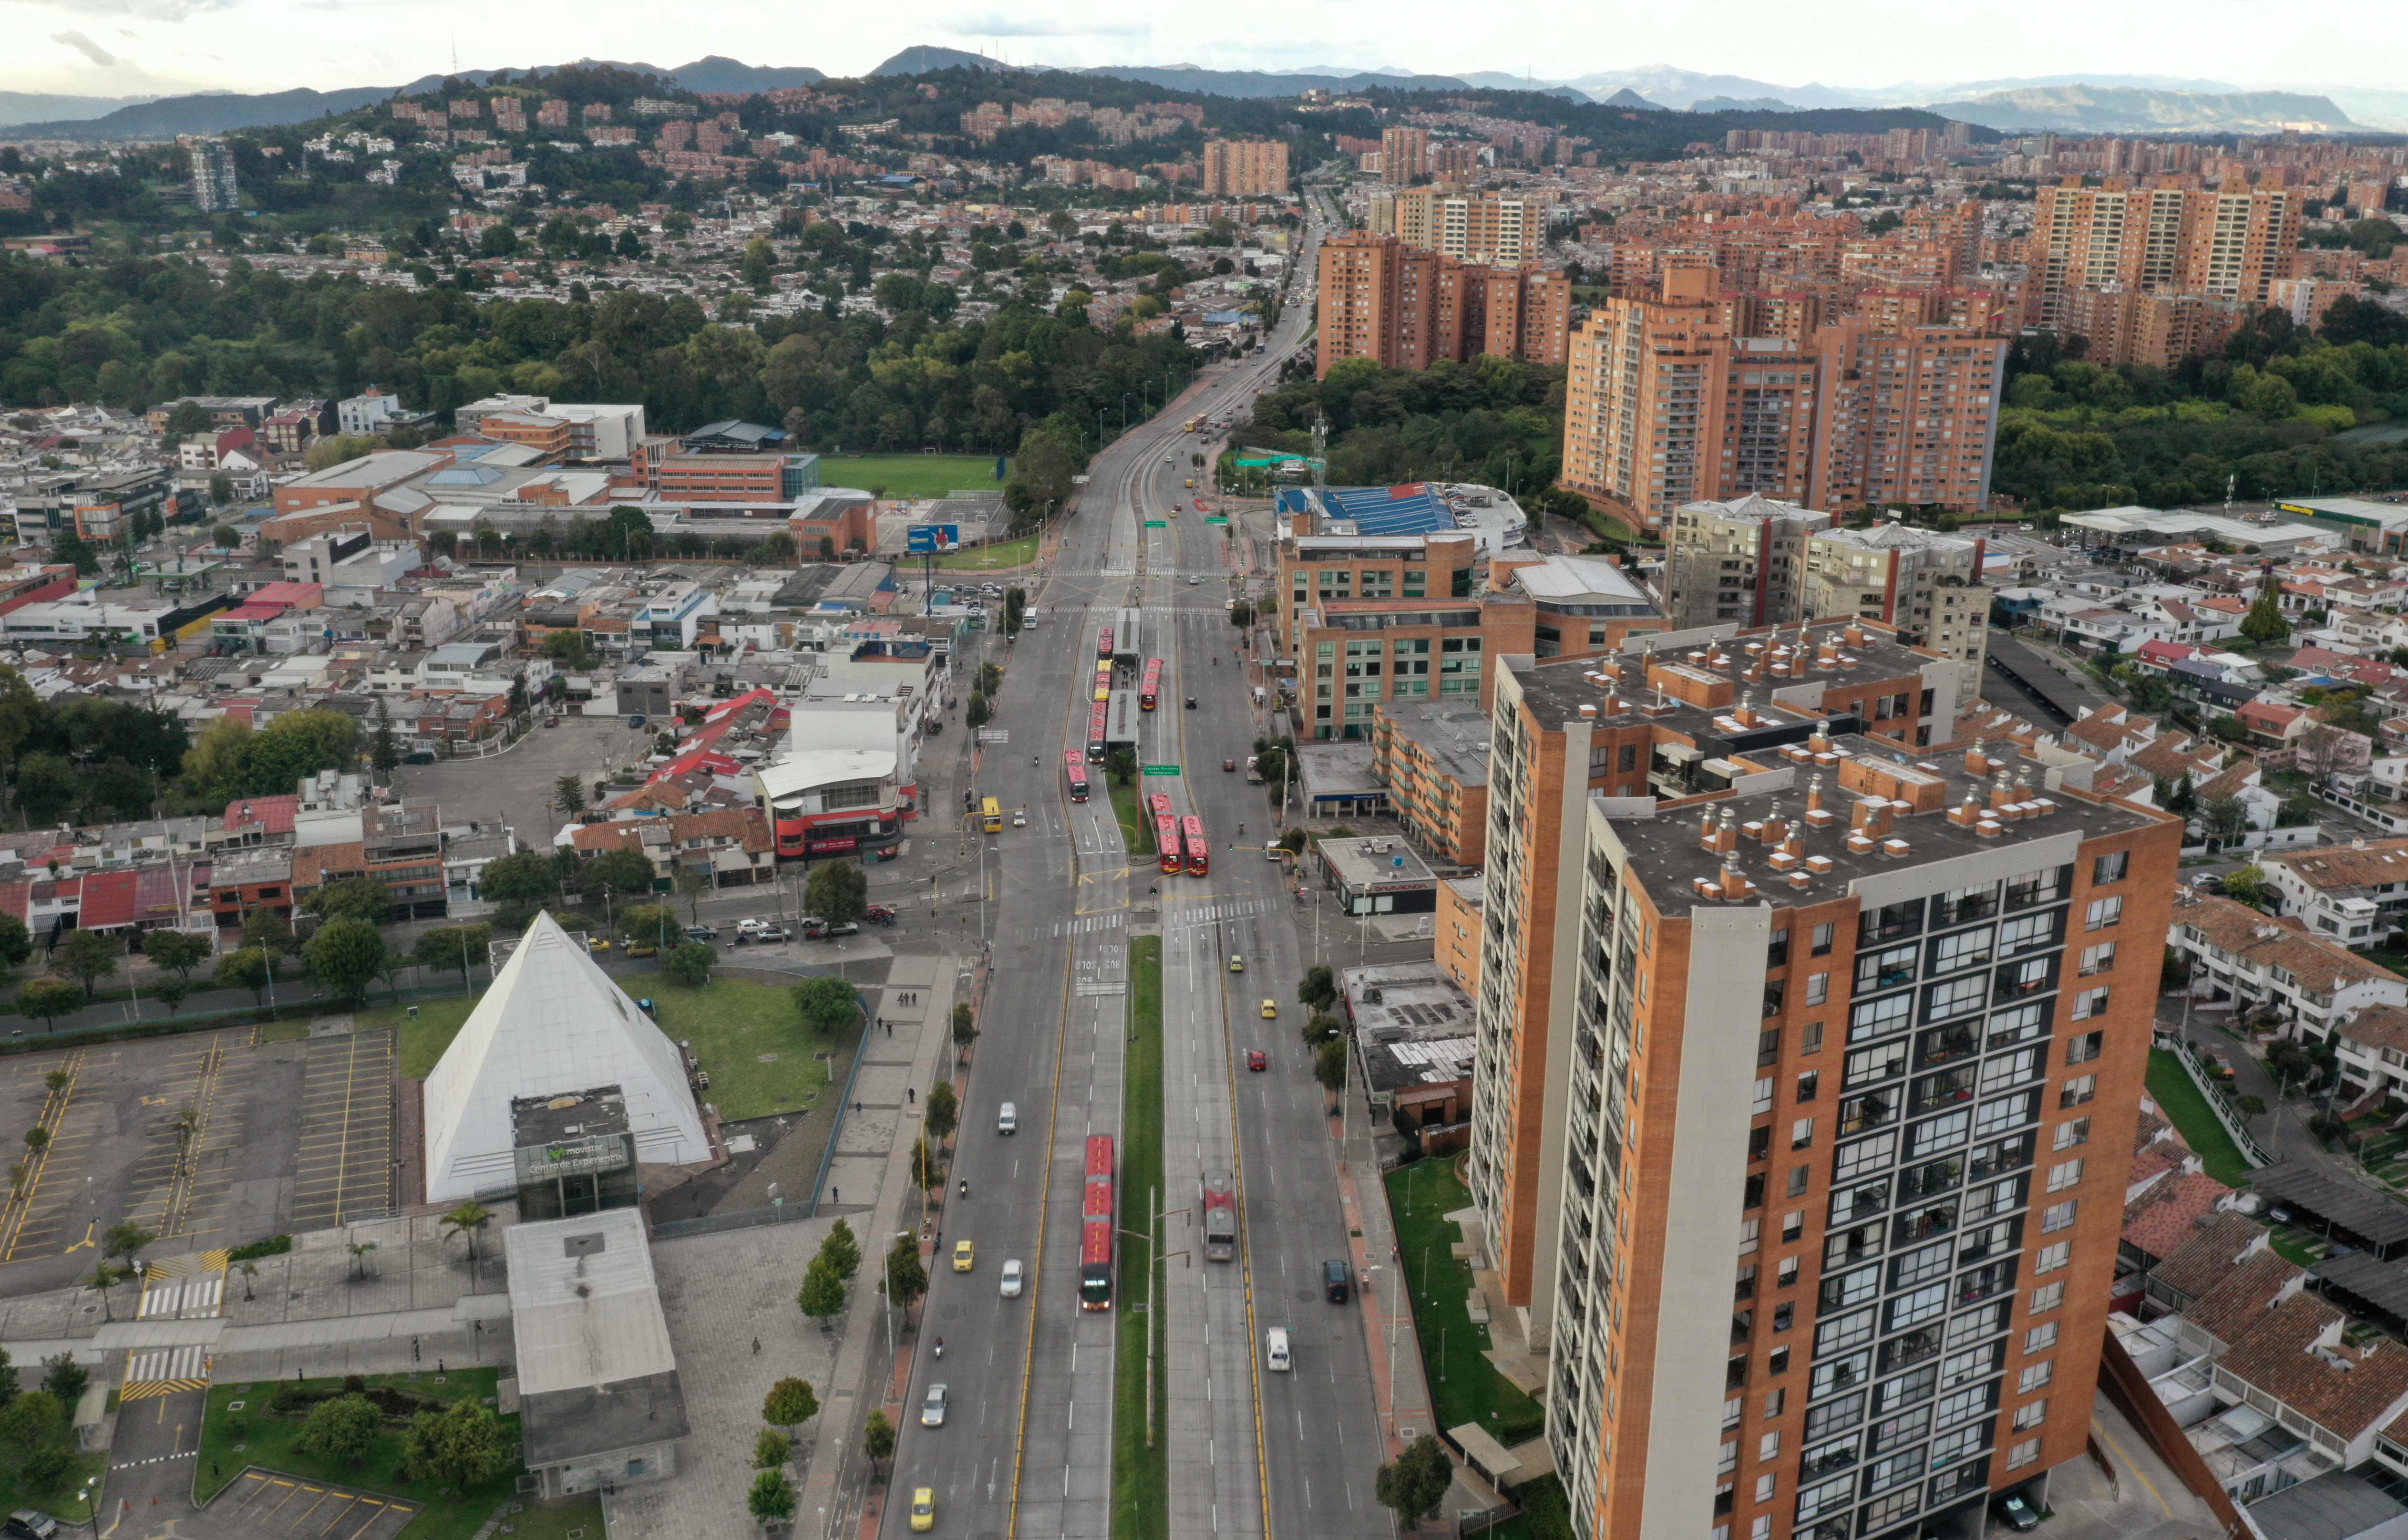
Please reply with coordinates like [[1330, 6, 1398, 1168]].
[[1112, 935, 1167, 1540], [1108, 776, 1154, 856]]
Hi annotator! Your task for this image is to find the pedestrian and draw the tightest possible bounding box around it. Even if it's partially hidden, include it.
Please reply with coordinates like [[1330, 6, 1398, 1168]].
[[908, 1087, 915, 1104], [832, 1186, 839, 1203], [752, 1336, 761, 1355]]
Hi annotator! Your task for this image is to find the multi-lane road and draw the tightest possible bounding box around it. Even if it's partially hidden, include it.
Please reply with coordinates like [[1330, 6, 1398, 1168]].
[[878, 201, 1393, 1540]]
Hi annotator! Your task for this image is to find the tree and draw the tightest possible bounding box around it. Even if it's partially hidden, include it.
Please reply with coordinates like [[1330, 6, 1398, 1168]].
[[214, 946, 271, 1005], [862, 1409, 896, 1469], [242, 907, 299, 956], [142, 928, 209, 981], [1302, 1013, 1345, 1048], [762, 1376, 820, 1430], [951, 1001, 978, 1056], [211, 522, 240, 549], [305, 876, 391, 924], [440, 1199, 493, 1262], [965, 692, 990, 729], [750, 1467, 798, 1524], [1298, 964, 1338, 1012], [2240, 575, 2291, 648], [403, 1398, 514, 1491], [579, 848, 657, 907], [2203, 796, 2251, 848], [1374, 1434, 1454, 1525], [0, 1389, 64, 1459], [347, 1239, 378, 1278], [555, 773, 587, 816], [0, 1344, 15, 1404], [415, 924, 492, 980], [819, 1217, 861, 1280], [2296, 723, 2357, 785], [886, 1233, 927, 1309], [1106, 745, 1137, 787], [804, 859, 868, 927], [304, 919, 387, 1003], [84, 1259, 126, 1321], [103, 1221, 154, 1274], [39, 1351, 86, 1406], [797, 1254, 847, 1321], [791, 975, 860, 1035], [662, 941, 715, 987], [925, 1081, 958, 1143], [370, 694, 400, 775], [51, 928, 117, 1001], [475, 849, 559, 909], [2220, 864, 2272, 909], [1229, 599, 1255, 629], [754, 1427, 792, 1469], [15, 977, 82, 1031], [0, 912, 31, 971], [1315, 1037, 1350, 1102], [298, 1393, 380, 1467]]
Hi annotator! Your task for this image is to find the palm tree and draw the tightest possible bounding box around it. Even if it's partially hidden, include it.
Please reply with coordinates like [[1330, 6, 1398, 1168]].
[[440, 1200, 494, 1264], [239, 1260, 259, 1301], [88, 1259, 126, 1321], [347, 1240, 377, 1280]]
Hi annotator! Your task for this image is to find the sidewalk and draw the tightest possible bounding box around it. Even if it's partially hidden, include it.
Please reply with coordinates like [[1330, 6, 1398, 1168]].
[[1334, 1090, 1435, 1456]]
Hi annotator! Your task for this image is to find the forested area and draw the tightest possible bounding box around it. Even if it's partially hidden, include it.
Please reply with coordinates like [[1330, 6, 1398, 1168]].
[[1239, 355, 1567, 495], [1995, 300, 2408, 514], [0, 670, 363, 827]]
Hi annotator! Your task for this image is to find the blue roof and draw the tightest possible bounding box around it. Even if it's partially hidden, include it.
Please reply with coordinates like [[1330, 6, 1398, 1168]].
[[1319, 484, 1454, 537]]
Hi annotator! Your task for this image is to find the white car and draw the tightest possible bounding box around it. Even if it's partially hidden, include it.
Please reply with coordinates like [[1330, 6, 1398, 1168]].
[[921, 1384, 948, 1427], [1001, 1259, 1024, 1297]]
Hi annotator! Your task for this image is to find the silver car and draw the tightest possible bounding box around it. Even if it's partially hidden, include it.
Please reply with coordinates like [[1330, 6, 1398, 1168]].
[[921, 1384, 949, 1427]]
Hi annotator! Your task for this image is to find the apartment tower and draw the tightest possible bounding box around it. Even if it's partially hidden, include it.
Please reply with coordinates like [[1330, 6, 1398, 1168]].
[[1471, 620, 2180, 1540], [2027, 181, 2301, 324], [1199, 138, 1290, 197], [1316, 232, 1572, 377], [1394, 185, 1546, 265], [1663, 496, 1834, 630]]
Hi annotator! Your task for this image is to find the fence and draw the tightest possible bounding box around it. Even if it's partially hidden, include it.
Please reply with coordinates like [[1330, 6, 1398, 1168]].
[[652, 1200, 821, 1243], [2154, 1029, 2274, 1168]]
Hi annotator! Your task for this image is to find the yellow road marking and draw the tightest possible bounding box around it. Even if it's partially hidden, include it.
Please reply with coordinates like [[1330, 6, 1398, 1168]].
[[2090, 1416, 2172, 1518]]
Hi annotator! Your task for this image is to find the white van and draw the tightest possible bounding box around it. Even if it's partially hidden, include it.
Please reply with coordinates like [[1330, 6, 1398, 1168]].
[[997, 1102, 1018, 1135], [1265, 1327, 1291, 1372]]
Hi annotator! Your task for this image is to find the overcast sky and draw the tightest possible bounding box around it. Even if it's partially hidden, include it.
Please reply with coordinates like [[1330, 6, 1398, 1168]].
[[9, 0, 2407, 101]]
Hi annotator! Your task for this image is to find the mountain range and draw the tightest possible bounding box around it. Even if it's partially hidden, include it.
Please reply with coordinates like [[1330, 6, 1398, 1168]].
[[2, 48, 2400, 140]]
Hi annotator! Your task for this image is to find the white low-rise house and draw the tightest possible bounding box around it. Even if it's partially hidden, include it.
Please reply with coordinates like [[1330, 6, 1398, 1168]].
[[2167, 891, 2408, 1041], [2259, 839, 2408, 948]]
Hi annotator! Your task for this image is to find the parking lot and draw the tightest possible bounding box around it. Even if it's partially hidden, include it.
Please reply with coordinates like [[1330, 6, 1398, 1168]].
[[202, 1470, 421, 1540], [0, 1027, 400, 1298], [396, 711, 653, 862]]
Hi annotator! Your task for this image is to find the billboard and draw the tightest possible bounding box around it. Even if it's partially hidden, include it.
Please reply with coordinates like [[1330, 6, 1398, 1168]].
[[907, 524, 961, 553]]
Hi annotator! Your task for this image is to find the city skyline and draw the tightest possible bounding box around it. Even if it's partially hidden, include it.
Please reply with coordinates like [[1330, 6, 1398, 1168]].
[[9, 0, 2408, 104]]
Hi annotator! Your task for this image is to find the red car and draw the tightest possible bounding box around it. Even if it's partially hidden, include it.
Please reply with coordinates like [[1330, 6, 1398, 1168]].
[[864, 904, 896, 926], [1246, 1049, 1267, 1071], [1223, 757, 1237, 772]]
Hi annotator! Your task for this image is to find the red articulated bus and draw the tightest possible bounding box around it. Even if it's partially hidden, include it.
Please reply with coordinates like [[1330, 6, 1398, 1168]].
[[1064, 751, 1090, 803], [1139, 658, 1163, 712], [1081, 1134, 1116, 1310], [1157, 816, 1183, 873], [1086, 703, 1109, 763], [1096, 626, 1114, 661], [1183, 815, 1208, 876]]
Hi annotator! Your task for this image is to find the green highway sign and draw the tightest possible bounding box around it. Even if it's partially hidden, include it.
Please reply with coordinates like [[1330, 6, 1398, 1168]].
[[1205, 517, 1228, 526], [1143, 520, 1168, 528], [1142, 764, 1181, 776]]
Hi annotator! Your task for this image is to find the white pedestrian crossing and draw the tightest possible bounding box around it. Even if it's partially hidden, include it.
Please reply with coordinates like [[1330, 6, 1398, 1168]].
[[126, 1344, 208, 1383], [138, 1276, 223, 1319]]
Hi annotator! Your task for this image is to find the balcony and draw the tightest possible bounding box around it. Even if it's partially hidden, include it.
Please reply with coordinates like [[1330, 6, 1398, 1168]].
[[1880, 1330, 1943, 1374], [1832, 1182, 1890, 1224], [1840, 1095, 1898, 1137], [1893, 1205, 1956, 1245], [1801, 1444, 1860, 1481], [1911, 1068, 1978, 1116]]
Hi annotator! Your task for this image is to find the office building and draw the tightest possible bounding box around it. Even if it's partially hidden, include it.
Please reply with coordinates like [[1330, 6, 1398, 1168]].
[[2027, 181, 2301, 325], [1316, 232, 1571, 377], [1664, 496, 1834, 630], [1199, 139, 1290, 197], [189, 138, 238, 214], [1467, 621, 2181, 1540], [1393, 186, 1546, 265]]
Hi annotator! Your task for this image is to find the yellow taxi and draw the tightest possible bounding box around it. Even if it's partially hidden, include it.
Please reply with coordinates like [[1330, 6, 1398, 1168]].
[[952, 1240, 975, 1272], [910, 1487, 936, 1531], [1261, 998, 1278, 1019], [586, 937, 611, 953], [1228, 952, 1245, 973]]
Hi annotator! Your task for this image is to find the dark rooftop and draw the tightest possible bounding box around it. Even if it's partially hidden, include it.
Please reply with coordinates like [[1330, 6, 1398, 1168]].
[[521, 1369, 691, 1468], [2258, 1164, 2408, 1251]]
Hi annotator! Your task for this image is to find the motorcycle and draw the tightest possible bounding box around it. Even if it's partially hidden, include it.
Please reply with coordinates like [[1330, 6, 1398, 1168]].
[[934, 1338, 945, 1359]]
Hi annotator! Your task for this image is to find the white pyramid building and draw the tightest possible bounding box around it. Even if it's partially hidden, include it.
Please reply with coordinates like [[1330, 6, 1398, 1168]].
[[422, 909, 710, 1204]]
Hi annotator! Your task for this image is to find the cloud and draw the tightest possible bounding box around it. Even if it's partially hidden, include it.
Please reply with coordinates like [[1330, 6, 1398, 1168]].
[[21, 0, 234, 18], [52, 30, 121, 66], [943, 13, 1149, 37]]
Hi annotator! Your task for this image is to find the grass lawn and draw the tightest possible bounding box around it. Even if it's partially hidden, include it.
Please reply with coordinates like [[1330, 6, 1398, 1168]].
[[932, 534, 1040, 571], [817, 454, 1004, 500], [648, 978, 863, 1123], [1112, 936, 1167, 1540], [1387, 1158, 1545, 1445], [197, 1369, 519, 1540], [1108, 776, 1155, 857], [373, 977, 860, 1122], [1482, 1475, 1576, 1540], [2146, 1048, 2254, 1188], [362, 995, 479, 1081], [492, 1493, 604, 1539], [0, 1448, 104, 1524]]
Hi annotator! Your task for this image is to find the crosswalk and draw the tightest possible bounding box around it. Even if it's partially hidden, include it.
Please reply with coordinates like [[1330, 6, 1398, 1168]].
[[1047, 913, 1127, 939], [1168, 897, 1276, 931], [123, 1343, 210, 1398], [138, 1273, 224, 1320]]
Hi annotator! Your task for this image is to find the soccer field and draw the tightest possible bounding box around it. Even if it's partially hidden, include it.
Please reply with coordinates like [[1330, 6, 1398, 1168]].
[[818, 454, 1008, 499]]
